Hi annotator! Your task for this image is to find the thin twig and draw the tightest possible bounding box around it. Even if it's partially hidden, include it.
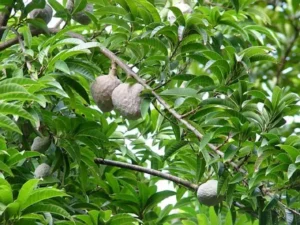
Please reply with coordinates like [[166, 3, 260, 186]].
[[94, 158, 198, 191], [180, 105, 202, 118]]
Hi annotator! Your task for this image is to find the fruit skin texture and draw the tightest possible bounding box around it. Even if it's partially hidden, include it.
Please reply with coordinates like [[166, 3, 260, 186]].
[[29, 4, 53, 24], [67, 0, 93, 25], [34, 163, 51, 178], [197, 180, 223, 206], [111, 83, 144, 120], [91, 75, 121, 112], [31, 136, 51, 153]]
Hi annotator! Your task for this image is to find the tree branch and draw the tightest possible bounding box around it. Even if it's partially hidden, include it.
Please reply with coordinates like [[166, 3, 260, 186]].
[[98, 46, 247, 175], [0, 27, 247, 175], [94, 158, 199, 191], [0, 5, 13, 38]]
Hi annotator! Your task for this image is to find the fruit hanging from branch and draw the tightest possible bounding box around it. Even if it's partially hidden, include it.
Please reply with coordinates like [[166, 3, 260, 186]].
[[91, 62, 121, 112], [29, 4, 53, 24], [111, 83, 144, 120], [31, 136, 51, 153], [67, 0, 93, 25], [197, 180, 223, 206], [34, 163, 51, 178]]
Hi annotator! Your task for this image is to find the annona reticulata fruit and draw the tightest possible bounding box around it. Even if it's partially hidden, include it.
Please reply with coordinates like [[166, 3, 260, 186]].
[[197, 180, 223, 206], [91, 75, 121, 112], [66, 0, 93, 25], [34, 163, 51, 178], [29, 4, 53, 24], [31, 136, 51, 153], [111, 83, 144, 119]]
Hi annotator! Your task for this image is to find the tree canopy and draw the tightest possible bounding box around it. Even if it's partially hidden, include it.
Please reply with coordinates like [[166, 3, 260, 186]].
[[0, 0, 300, 224]]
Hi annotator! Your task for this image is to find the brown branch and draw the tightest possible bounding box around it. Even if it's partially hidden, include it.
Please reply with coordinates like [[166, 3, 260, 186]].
[[0, 27, 247, 174], [180, 105, 202, 118], [0, 4, 13, 38], [94, 158, 198, 191], [98, 46, 247, 175], [1, 27, 297, 217], [275, 30, 299, 84]]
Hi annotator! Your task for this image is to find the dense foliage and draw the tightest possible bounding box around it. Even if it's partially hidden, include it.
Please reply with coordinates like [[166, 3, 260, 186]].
[[0, 0, 300, 224]]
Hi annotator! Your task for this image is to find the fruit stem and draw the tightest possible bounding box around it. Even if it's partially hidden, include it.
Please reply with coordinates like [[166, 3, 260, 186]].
[[108, 60, 117, 76], [94, 158, 199, 191]]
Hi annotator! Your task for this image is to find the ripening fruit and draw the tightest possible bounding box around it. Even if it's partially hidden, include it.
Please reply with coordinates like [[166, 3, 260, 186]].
[[67, 0, 93, 25], [91, 75, 121, 112], [29, 4, 53, 24], [197, 180, 223, 206], [34, 163, 51, 178], [111, 83, 144, 120], [31, 136, 51, 153]]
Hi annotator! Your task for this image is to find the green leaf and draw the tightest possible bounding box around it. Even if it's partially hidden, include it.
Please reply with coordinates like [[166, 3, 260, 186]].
[[278, 145, 300, 161], [0, 102, 35, 122], [23, 203, 72, 219], [0, 160, 13, 176], [21, 188, 68, 210], [55, 60, 71, 74], [98, 17, 130, 31], [197, 214, 209, 225], [56, 75, 90, 104], [287, 164, 297, 179], [137, 0, 161, 23], [168, 7, 185, 25], [105, 173, 120, 193], [0, 114, 21, 134], [209, 207, 219, 224], [95, 6, 127, 16], [134, 38, 168, 55], [163, 141, 188, 160], [16, 179, 39, 207], [160, 88, 200, 99], [144, 191, 175, 213], [0, 178, 13, 205], [244, 25, 280, 46], [230, 0, 239, 13], [108, 213, 140, 225]]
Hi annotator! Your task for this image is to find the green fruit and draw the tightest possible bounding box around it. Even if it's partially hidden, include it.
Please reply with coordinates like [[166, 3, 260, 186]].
[[34, 163, 51, 178], [29, 4, 53, 24], [197, 180, 223, 206], [67, 0, 93, 25], [111, 83, 144, 120], [91, 75, 121, 112], [31, 136, 51, 153]]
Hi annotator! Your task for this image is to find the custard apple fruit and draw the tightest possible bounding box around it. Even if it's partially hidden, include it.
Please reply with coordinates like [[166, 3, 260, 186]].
[[67, 0, 93, 25], [91, 75, 121, 112], [29, 4, 53, 24], [31, 136, 51, 153], [197, 180, 223, 206], [34, 163, 51, 178], [111, 83, 144, 119]]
